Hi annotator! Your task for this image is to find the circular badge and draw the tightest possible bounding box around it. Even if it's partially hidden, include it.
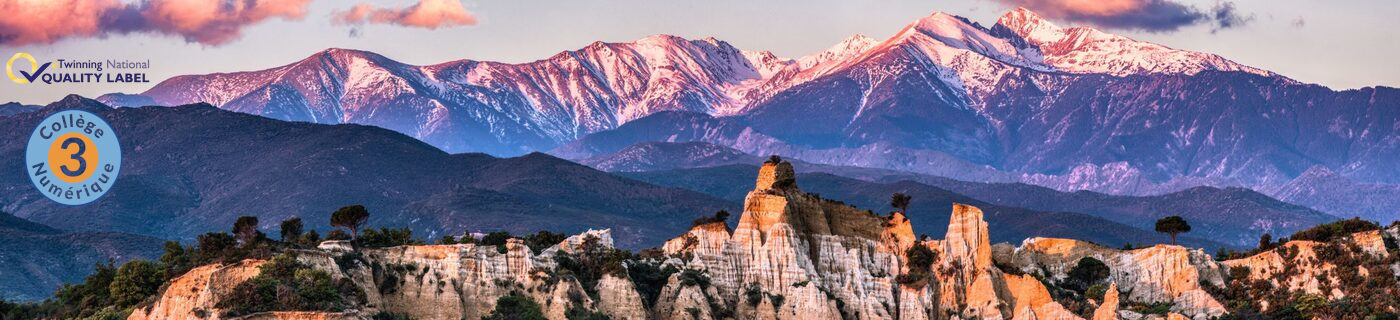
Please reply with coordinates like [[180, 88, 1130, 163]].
[[26, 110, 122, 205]]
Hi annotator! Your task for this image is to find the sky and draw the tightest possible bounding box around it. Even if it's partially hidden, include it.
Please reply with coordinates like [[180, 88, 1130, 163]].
[[1, 0, 1398, 105]]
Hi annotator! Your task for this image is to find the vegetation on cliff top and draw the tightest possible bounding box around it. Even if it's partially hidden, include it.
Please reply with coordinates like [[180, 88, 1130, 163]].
[[215, 253, 364, 317], [1154, 215, 1192, 245], [1210, 225, 1400, 319], [0, 205, 425, 319]]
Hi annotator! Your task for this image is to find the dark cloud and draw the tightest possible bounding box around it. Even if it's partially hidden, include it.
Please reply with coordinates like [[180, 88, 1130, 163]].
[[1211, 2, 1253, 31], [996, 0, 1253, 33]]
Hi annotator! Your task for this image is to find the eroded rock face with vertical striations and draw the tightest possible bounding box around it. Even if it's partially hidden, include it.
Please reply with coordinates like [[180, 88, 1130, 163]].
[[661, 161, 1076, 319], [131, 162, 1400, 319], [129, 260, 267, 320], [1006, 238, 1228, 319]]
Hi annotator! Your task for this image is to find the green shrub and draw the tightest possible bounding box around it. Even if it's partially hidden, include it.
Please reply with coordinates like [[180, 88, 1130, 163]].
[[480, 231, 513, 246], [299, 230, 322, 247], [768, 294, 785, 307], [194, 232, 238, 263], [744, 283, 763, 306], [280, 218, 304, 243], [215, 253, 363, 317], [523, 230, 568, 253], [326, 229, 352, 241], [157, 240, 191, 280], [691, 210, 730, 227], [897, 245, 937, 288], [627, 260, 678, 308], [553, 235, 631, 298], [356, 227, 420, 248], [108, 260, 165, 308], [1065, 257, 1110, 293], [1290, 218, 1380, 243], [677, 269, 711, 289], [565, 306, 611, 320], [372, 311, 414, 320], [1085, 284, 1107, 301], [482, 294, 545, 320]]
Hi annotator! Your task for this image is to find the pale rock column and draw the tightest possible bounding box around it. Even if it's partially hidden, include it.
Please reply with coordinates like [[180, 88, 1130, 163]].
[[1092, 282, 1119, 320]]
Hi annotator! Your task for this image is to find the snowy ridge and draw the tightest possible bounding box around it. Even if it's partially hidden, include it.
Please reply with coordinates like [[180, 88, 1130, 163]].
[[992, 7, 1275, 77], [795, 34, 880, 73], [113, 7, 1296, 156]]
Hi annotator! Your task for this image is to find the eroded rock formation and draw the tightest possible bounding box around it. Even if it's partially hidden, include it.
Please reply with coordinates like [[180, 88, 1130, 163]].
[[131, 162, 1400, 320]]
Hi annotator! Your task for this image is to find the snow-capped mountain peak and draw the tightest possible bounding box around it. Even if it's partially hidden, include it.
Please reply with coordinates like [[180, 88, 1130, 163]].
[[111, 7, 1312, 160], [991, 8, 1274, 77], [741, 50, 794, 78], [887, 11, 1048, 70], [994, 7, 1062, 44], [795, 34, 879, 70]]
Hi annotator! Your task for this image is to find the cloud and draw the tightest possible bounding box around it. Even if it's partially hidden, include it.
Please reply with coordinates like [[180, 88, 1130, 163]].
[[996, 0, 1252, 32], [1210, 2, 1253, 31], [0, 0, 311, 46], [333, 0, 477, 29], [0, 0, 120, 45]]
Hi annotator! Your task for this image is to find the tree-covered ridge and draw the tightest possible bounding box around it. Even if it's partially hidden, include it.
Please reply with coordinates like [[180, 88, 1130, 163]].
[[1, 197, 1396, 320], [0, 203, 709, 320]]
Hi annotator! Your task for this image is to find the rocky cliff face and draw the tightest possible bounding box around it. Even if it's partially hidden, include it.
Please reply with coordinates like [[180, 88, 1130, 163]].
[[1003, 238, 1227, 319], [131, 163, 1400, 319], [130, 260, 267, 320]]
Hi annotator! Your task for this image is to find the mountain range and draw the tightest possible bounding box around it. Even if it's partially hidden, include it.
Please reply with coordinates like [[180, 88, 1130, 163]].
[[97, 8, 1400, 223], [2, 97, 1281, 250], [0, 96, 739, 251], [0, 96, 1319, 301]]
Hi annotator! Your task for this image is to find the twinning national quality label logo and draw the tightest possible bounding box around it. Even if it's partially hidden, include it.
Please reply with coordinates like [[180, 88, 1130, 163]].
[[27, 110, 122, 205], [8, 52, 152, 84], [7, 52, 43, 84]]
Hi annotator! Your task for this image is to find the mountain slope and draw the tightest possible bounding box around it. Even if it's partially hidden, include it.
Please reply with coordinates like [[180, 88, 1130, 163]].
[[1264, 166, 1400, 222], [100, 8, 1400, 221], [0, 96, 734, 249], [579, 141, 764, 172], [106, 36, 800, 155], [0, 211, 163, 302], [0, 102, 37, 116], [991, 7, 1273, 77]]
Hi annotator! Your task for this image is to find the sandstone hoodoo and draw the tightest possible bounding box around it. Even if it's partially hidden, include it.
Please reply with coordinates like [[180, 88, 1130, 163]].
[[122, 161, 1400, 319]]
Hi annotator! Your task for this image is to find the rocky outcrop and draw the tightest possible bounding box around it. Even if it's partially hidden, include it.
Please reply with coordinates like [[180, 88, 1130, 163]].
[[1002, 273, 1079, 320], [133, 162, 1400, 320], [1221, 230, 1392, 300], [1091, 282, 1118, 320], [134, 239, 597, 320], [659, 161, 1088, 320], [129, 260, 267, 320], [1005, 238, 1226, 319], [595, 275, 648, 320]]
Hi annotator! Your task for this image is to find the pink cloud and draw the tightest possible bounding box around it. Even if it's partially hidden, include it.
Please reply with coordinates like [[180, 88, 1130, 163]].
[[139, 0, 313, 44], [0, 0, 120, 45], [0, 0, 312, 46], [334, 0, 477, 29]]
